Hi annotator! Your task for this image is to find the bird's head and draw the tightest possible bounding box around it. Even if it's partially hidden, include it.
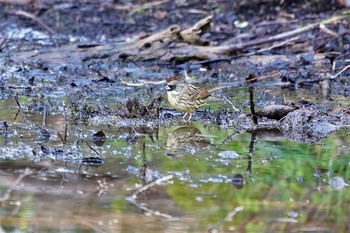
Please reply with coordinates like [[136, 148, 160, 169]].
[[165, 76, 184, 93]]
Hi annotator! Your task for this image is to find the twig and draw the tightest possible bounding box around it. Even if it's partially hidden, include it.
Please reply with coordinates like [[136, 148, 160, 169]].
[[0, 168, 31, 203], [246, 71, 280, 83], [113, 0, 166, 12], [221, 94, 239, 112], [208, 206, 244, 232], [125, 174, 175, 219], [220, 22, 320, 52], [42, 105, 48, 129], [127, 197, 176, 219], [13, 95, 21, 108], [14, 10, 55, 34], [246, 132, 257, 175], [0, 0, 31, 4], [330, 64, 350, 80], [249, 85, 258, 124], [72, 216, 106, 233], [131, 175, 173, 199], [319, 23, 338, 37], [57, 131, 67, 145], [120, 79, 166, 87], [213, 14, 346, 53], [222, 130, 240, 144], [85, 141, 100, 155]]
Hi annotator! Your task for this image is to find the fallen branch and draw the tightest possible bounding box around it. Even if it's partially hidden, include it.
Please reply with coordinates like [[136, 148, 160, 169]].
[[215, 14, 346, 53], [6, 13, 349, 64]]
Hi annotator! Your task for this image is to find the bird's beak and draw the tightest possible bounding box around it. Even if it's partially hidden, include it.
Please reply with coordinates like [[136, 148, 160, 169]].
[[165, 85, 171, 91]]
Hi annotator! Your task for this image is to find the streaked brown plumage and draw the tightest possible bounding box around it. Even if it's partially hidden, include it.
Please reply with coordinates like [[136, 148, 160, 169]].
[[165, 76, 225, 122]]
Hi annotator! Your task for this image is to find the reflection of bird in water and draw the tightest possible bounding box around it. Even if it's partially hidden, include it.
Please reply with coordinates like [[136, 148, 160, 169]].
[[166, 127, 212, 157]]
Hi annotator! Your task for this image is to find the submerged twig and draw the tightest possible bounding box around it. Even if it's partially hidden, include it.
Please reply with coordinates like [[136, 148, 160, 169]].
[[126, 174, 175, 219], [208, 206, 244, 232], [131, 174, 173, 199], [223, 130, 240, 144], [222, 94, 239, 112], [0, 168, 31, 203], [85, 141, 100, 155], [127, 197, 176, 219]]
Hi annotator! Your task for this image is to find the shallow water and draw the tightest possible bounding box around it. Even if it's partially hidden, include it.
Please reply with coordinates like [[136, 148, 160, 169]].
[[1, 104, 350, 232], [0, 57, 349, 232]]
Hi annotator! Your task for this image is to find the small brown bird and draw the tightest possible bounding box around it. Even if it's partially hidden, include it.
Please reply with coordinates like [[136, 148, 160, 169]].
[[165, 76, 225, 122]]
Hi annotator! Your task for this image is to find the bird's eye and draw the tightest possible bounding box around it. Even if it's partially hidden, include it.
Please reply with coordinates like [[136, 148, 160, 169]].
[[167, 84, 176, 91]]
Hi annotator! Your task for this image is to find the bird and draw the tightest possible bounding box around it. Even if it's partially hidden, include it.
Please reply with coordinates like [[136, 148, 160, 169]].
[[165, 76, 225, 122]]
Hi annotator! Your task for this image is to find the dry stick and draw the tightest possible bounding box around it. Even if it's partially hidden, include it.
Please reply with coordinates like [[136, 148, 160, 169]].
[[246, 71, 280, 83], [113, 0, 166, 11], [131, 174, 173, 199], [331, 64, 350, 80], [85, 141, 100, 155], [0, 168, 31, 203], [223, 130, 240, 144], [255, 36, 300, 54], [249, 85, 258, 124], [120, 79, 166, 87], [57, 132, 67, 145], [211, 14, 346, 54], [0, 37, 7, 50], [0, 0, 31, 4], [222, 94, 239, 112], [14, 10, 55, 34], [42, 105, 48, 129], [13, 95, 21, 108], [319, 23, 338, 37], [63, 103, 69, 143]]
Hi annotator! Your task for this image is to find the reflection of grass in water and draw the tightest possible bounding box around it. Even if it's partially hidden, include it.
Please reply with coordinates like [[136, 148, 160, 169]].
[[160, 129, 350, 232]]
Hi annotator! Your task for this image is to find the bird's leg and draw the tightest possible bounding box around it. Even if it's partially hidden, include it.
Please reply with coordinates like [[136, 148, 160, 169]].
[[187, 113, 193, 122], [183, 113, 188, 122]]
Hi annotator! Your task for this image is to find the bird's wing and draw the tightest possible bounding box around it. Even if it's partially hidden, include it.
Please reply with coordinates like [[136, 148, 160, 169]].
[[187, 85, 210, 100]]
